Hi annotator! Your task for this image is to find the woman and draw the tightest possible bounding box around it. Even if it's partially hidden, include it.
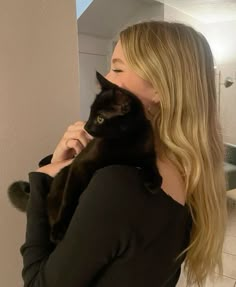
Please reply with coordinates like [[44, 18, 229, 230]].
[[20, 21, 227, 286]]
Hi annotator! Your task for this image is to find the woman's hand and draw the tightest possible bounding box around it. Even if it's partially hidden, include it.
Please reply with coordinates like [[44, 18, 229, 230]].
[[36, 158, 74, 177], [51, 121, 93, 164]]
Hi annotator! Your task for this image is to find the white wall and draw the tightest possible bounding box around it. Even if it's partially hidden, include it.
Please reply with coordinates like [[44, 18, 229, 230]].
[[0, 1, 80, 286], [165, 9, 236, 66], [217, 64, 236, 144], [164, 4, 204, 31], [202, 20, 236, 65], [78, 34, 110, 120]]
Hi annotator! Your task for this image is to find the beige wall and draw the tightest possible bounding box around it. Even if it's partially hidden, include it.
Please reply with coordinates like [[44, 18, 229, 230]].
[[0, 1, 80, 286]]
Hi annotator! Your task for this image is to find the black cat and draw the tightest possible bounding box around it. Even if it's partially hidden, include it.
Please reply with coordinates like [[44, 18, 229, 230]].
[[8, 72, 162, 244]]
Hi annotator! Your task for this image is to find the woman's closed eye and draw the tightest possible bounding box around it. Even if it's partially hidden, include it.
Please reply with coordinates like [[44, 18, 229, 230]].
[[112, 69, 123, 73]]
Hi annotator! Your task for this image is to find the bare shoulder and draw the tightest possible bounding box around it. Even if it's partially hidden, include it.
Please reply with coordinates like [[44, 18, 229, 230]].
[[157, 158, 186, 206]]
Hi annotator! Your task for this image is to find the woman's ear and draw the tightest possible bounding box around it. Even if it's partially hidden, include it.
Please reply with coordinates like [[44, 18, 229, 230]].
[[152, 91, 160, 103]]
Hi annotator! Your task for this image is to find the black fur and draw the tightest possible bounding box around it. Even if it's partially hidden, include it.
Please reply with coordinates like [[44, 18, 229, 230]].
[[8, 71, 162, 244], [8, 181, 30, 212]]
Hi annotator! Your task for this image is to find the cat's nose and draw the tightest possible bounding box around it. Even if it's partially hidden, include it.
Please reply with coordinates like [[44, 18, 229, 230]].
[[84, 122, 96, 136], [84, 122, 90, 132]]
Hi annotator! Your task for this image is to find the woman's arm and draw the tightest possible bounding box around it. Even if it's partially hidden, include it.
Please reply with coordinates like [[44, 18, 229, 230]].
[[20, 167, 131, 287]]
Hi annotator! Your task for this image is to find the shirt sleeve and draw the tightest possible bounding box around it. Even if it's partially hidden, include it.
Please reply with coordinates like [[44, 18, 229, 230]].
[[20, 166, 133, 287]]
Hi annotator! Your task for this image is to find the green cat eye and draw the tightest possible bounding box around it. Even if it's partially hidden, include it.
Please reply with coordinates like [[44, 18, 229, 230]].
[[96, 115, 104, 124]]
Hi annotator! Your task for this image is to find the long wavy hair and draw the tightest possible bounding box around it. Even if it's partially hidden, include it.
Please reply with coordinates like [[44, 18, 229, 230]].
[[119, 21, 227, 286]]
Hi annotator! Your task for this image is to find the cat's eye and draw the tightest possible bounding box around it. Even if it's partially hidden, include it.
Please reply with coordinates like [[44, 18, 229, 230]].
[[96, 115, 104, 124]]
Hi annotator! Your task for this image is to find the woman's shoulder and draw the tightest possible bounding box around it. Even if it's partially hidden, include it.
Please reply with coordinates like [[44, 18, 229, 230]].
[[82, 164, 151, 207], [78, 164, 191, 244], [86, 164, 188, 213], [94, 165, 142, 183], [157, 158, 186, 206], [88, 165, 144, 199], [78, 165, 146, 226]]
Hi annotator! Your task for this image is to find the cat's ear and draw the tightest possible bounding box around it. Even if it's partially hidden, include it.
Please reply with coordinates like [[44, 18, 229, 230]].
[[96, 71, 115, 90]]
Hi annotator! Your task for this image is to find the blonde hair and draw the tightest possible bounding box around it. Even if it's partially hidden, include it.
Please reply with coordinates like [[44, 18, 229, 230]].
[[120, 21, 227, 286]]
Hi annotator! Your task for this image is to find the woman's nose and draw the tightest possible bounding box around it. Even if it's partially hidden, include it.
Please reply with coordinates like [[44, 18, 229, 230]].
[[105, 72, 112, 82], [105, 72, 122, 87]]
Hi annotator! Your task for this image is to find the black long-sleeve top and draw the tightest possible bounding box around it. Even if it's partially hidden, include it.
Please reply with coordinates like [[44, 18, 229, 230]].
[[20, 155, 192, 287]]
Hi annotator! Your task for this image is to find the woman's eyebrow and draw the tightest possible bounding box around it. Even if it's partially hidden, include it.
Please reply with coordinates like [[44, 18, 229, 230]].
[[112, 58, 124, 64]]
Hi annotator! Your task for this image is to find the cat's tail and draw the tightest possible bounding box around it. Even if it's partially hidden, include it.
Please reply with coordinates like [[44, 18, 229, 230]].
[[7, 181, 30, 212]]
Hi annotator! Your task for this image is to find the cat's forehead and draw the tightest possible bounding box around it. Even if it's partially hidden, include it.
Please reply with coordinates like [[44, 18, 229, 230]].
[[96, 87, 132, 105]]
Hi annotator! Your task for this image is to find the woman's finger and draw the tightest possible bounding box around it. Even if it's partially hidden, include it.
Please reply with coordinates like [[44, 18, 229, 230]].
[[63, 129, 92, 149], [65, 138, 84, 155]]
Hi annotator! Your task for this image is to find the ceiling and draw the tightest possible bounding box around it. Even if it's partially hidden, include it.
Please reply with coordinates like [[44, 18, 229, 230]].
[[156, 0, 236, 23], [77, 0, 163, 38]]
